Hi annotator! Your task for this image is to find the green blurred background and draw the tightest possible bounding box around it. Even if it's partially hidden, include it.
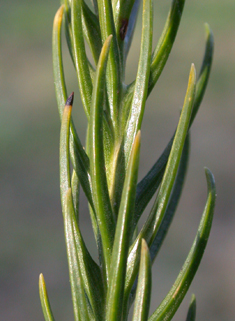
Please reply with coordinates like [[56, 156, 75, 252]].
[[0, 0, 235, 320]]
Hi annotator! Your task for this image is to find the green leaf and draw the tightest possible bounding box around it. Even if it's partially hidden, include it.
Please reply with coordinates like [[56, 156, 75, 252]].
[[71, 193, 105, 321], [148, 0, 185, 94], [125, 65, 196, 304], [81, 0, 102, 65], [185, 294, 196, 321], [132, 239, 151, 321], [140, 64, 195, 249], [89, 35, 115, 282], [134, 143, 170, 229], [148, 168, 216, 321], [53, 6, 93, 209], [105, 131, 141, 321], [97, 0, 122, 129], [149, 134, 190, 262], [71, 170, 80, 222], [52, 5, 68, 119], [39, 274, 55, 321], [60, 94, 73, 214], [121, 0, 153, 143], [135, 26, 214, 223], [64, 189, 90, 321], [129, 134, 190, 308], [123, 0, 185, 109], [71, 0, 93, 117], [111, 0, 153, 216], [190, 23, 214, 125]]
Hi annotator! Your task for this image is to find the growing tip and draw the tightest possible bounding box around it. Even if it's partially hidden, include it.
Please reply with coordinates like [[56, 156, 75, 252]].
[[66, 92, 74, 106]]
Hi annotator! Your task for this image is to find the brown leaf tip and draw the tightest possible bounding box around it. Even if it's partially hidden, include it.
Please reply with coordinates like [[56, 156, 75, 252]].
[[66, 92, 74, 106]]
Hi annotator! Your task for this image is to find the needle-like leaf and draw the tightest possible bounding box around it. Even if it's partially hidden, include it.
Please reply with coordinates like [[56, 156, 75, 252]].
[[71, 0, 93, 117], [70, 192, 105, 321], [60, 93, 73, 213], [64, 189, 90, 321], [135, 25, 214, 224], [39, 274, 55, 321], [132, 239, 151, 321], [149, 134, 190, 262], [81, 0, 102, 65], [148, 168, 216, 321], [105, 131, 141, 321], [121, 0, 153, 142], [89, 35, 115, 282], [97, 0, 122, 128], [125, 64, 196, 304], [111, 0, 152, 215], [185, 294, 196, 321], [148, 0, 185, 94], [190, 23, 214, 125], [123, 0, 185, 110], [53, 6, 93, 209]]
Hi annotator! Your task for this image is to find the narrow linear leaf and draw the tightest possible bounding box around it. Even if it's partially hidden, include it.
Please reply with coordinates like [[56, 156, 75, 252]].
[[106, 131, 141, 321], [132, 239, 151, 321], [148, 0, 185, 94], [135, 26, 214, 223], [39, 274, 55, 321], [71, 193, 105, 321], [53, 6, 93, 208], [148, 168, 216, 321], [134, 142, 170, 228], [97, 0, 122, 128], [64, 188, 90, 321], [71, 0, 93, 117], [123, 0, 185, 109], [71, 169, 80, 222], [149, 134, 190, 262], [125, 65, 196, 303], [129, 134, 190, 308], [89, 35, 115, 281], [122, 0, 153, 146], [186, 294, 196, 321], [190, 23, 214, 125], [139, 64, 195, 248], [53, 5, 68, 119], [111, 0, 152, 216], [81, 0, 102, 65], [60, 94, 73, 213]]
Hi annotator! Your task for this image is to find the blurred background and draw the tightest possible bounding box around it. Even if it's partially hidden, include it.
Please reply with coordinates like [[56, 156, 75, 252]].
[[0, 0, 234, 320]]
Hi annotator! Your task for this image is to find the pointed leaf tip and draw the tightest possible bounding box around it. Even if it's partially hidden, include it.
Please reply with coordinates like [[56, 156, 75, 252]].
[[66, 92, 74, 106]]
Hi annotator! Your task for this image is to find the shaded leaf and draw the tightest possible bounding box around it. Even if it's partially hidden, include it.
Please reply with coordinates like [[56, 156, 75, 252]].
[[111, 0, 153, 216], [148, 0, 185, 94], [71, 0, 93, 117], [53, 6, 93, 209], [64, 189, 90, 321], [186, 294, 196, 321], [89, 35, 115, 282], [132, 239, 151, 321], [125, 65, 196, 305], [148, 168, 216, 321], [97, 0, 122, 127], [105, 131, 141, 321], [135, 25, 214, 224]]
